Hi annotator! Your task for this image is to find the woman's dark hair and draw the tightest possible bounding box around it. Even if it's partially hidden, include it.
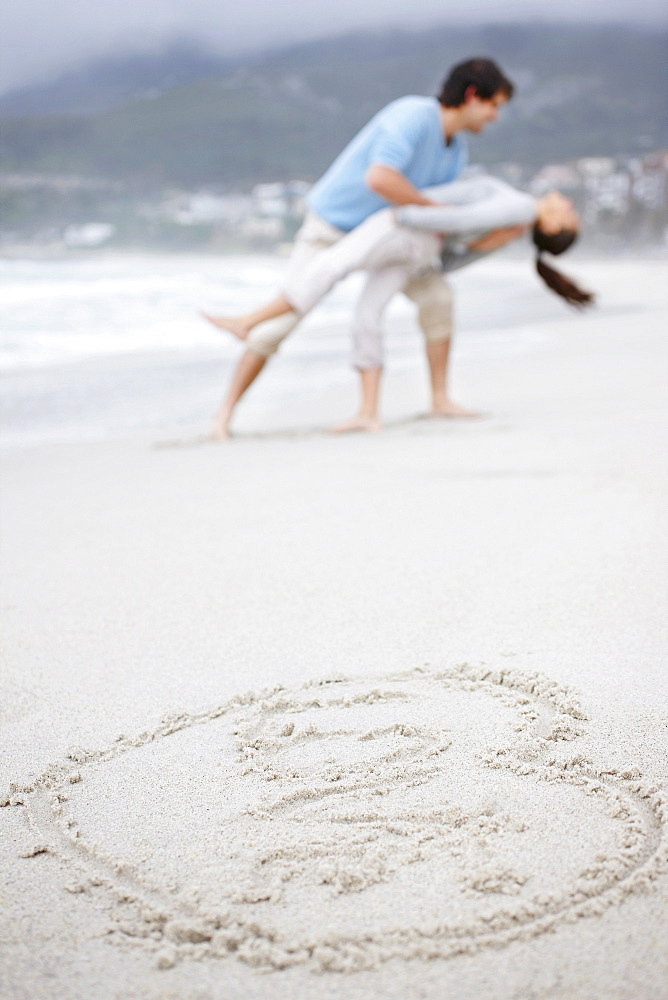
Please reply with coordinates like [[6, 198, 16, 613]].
[[438, 58, 514, 107], [532, 225, 594, 308]]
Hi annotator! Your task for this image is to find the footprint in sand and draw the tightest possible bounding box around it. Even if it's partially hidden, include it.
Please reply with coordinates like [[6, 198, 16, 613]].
[[6, 666, 667, 972]]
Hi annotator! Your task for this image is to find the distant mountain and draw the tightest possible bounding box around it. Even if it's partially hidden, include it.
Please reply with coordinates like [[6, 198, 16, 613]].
[[0, 42, 231, 117], [1, 24, 666, 186]]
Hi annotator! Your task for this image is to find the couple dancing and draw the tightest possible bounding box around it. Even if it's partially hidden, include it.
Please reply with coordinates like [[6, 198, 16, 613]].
[[204, 58, 592, 438]]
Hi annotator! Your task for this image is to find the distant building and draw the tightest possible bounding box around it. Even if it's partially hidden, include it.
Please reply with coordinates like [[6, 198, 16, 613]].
[[530, 164, 580, 195], [64, 223, 116, 248], [252, 180, 311, 223], [154, 191, 252, 226]]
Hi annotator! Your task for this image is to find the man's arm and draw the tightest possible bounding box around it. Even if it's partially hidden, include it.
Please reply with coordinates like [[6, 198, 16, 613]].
[[364, 165, 437, 206]]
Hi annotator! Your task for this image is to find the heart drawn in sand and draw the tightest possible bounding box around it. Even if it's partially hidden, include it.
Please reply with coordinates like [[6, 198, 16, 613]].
[[7, 666, 667, 972]]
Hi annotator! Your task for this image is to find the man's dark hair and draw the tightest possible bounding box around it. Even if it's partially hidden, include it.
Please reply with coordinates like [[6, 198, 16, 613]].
[[437, 58, 514, 107]]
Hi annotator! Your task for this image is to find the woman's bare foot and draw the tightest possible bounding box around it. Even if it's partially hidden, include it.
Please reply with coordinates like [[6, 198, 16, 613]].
[[330, 415, 382, 434], [201, 312, 251, 342]]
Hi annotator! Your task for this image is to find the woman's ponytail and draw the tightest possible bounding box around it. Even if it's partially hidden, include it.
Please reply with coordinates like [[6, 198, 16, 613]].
[[535, 254, 594, 308], [532, 225, 594, 308]]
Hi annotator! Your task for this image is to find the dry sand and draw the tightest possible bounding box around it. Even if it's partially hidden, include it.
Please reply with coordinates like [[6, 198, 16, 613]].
[[1, 258, 667, 1000]]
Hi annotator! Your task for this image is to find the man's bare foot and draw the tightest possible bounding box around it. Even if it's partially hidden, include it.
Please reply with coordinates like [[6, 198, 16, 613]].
[[202, 413, 232, 441], [330, 415, 382, 435], [201, 312, 251, 342], [429, 399, 481, 419], [203, 428, 231, 443]]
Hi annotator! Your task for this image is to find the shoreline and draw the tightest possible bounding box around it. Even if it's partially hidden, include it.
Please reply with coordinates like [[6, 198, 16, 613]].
[[2, 256, 667, 452], [1, 241, 667, 261]]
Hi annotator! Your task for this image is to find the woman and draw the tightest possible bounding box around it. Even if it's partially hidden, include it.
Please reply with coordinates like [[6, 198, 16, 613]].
[[204, 176, 593, 433]]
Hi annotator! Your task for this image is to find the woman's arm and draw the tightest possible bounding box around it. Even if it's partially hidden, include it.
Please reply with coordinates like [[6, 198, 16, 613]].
[[395, 176, 536, 235], [439, 225, 528, 274]]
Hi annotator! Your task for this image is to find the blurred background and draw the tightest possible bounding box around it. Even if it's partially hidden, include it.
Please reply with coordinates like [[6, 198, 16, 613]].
[[1, 0, 667, 254], [1, 1, 666, 447]]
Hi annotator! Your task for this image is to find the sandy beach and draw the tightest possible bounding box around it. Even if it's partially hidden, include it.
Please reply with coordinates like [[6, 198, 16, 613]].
[[1, 257, 667, 1000]]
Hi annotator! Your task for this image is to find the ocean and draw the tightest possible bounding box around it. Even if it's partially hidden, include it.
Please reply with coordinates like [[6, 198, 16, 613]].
[[0, 251, 561, 447]]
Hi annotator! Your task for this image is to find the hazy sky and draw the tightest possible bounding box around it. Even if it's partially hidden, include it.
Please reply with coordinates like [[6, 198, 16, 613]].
[[1, 0, 666, 94]]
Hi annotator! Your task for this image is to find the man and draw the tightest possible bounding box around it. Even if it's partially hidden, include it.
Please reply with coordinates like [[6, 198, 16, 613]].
[[206, 57, 514, 439]]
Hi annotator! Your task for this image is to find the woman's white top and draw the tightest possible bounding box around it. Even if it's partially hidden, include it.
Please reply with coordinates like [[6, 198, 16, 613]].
[[395, 175, 537, 272]]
